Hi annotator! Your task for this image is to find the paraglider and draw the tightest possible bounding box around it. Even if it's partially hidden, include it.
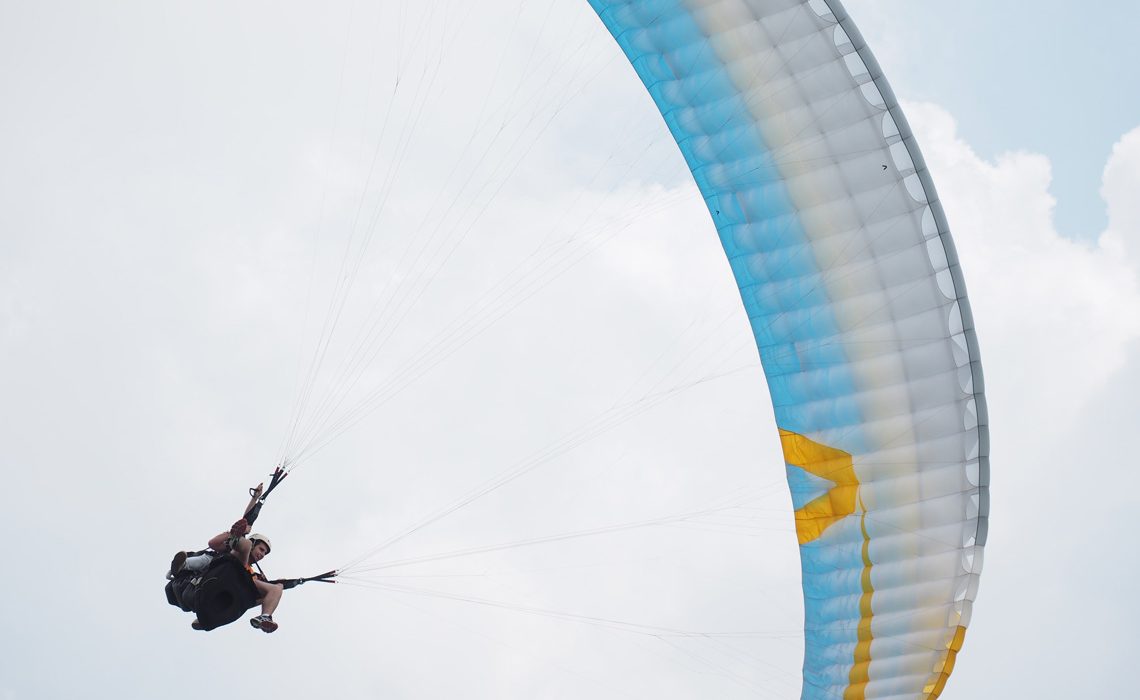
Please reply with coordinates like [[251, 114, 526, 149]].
[[164, 0, 988, 695], [165, 471, 335, 632], [585, 0, 989, 697]]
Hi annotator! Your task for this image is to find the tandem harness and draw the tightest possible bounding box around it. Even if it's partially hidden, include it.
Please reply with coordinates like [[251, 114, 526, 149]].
[[164, 466, 336, 631]]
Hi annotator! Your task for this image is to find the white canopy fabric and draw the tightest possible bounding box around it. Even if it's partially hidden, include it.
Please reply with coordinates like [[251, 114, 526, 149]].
[[587, 1, 989, 697]]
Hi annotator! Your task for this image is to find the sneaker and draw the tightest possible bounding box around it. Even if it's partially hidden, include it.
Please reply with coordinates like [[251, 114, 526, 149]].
[[167, 551, 188, 580], [250, 614, 278, 633]]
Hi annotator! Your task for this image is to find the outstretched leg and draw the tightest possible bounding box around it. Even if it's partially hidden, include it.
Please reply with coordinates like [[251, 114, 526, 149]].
[[254, 579, 283, 616], [249, 579, 284, 633]]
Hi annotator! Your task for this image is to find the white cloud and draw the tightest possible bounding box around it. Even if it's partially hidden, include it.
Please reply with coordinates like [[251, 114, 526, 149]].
[[1101, 125, 1140, 268], [906, 102, 1140, 424], [905, 103, 1140, 697]]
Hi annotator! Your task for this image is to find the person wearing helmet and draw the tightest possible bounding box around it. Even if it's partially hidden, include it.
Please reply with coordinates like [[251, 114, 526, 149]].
[[168, 482, 265, 580], [173, 483, 286, 633], [210, 522, 284, 633]]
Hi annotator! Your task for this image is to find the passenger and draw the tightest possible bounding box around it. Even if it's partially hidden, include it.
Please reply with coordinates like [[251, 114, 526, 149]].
[[172, 483, 285, 633]]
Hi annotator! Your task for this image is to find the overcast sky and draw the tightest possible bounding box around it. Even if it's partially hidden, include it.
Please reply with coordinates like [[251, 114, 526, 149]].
[[1, 2, 1137, 699]]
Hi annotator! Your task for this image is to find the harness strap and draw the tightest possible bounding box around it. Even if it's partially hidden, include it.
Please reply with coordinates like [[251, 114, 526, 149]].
[[272, 570, 338, 590], [244, 465, 287, 526], [258, 465, 288, 502]]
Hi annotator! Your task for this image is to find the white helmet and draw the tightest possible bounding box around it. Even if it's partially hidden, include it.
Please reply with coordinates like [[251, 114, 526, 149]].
[[249, 534, 272, 553]]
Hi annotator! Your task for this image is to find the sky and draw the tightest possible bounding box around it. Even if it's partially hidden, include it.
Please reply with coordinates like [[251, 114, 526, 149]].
[[846, 0, 1140, 241], [1, 1, 1138, 699]]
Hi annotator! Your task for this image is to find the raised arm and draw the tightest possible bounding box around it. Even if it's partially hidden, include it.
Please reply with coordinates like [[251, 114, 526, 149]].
[[243, 482, 265, 524], [205, 483, 264, 550], [207, 530, 232, 551]]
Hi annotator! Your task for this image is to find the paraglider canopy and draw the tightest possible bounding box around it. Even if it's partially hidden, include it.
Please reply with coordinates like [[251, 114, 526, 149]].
[[586, 0, 989, 697]]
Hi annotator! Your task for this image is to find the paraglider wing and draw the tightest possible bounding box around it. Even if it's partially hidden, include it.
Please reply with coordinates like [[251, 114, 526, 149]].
[[587, 1, 988, 697]]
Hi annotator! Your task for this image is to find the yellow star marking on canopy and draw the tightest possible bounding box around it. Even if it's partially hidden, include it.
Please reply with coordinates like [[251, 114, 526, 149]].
[[779, 429, 861, 545], [779, 429, 874, 700]]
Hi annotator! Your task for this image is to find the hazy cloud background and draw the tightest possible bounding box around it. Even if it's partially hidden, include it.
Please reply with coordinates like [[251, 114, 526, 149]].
[[1, 2, 1137, 698]]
